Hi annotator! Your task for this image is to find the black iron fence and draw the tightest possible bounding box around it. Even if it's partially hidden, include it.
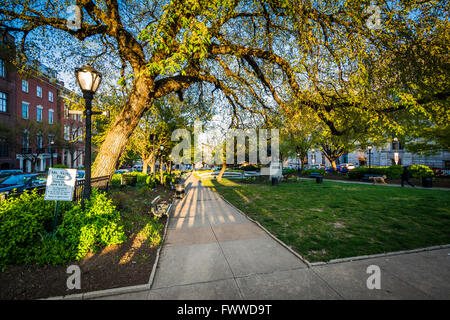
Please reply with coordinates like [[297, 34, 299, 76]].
[[73, 175, 111, 202], [0, 175, 111, 203]]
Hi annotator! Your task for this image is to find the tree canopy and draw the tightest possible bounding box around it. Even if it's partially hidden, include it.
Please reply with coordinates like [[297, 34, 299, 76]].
[[1, 0, 448, 176]]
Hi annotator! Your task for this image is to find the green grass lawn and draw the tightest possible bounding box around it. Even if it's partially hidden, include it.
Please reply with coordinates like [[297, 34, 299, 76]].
[[202, 179, 450, 262]]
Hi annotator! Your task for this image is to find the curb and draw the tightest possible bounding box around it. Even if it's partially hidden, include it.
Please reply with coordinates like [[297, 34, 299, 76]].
[[309, 244, 450, 266], [202, 179, 450, 269], [43, 196, 176, 300]]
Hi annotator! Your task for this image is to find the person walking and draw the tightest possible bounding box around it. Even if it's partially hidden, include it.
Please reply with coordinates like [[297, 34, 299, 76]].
[[401, 165, 415, 187]]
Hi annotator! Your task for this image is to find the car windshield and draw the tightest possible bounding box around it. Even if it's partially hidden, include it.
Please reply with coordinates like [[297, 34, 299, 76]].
[[31, 175, 47, 185], [0, 175, 32, 185]]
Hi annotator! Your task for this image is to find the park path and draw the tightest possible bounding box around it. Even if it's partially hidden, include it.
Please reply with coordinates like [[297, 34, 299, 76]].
[[95, 175, 450, 300]]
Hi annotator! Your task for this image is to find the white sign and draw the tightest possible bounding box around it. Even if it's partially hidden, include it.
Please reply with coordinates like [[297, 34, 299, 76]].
[[44, 168, 77, 201]]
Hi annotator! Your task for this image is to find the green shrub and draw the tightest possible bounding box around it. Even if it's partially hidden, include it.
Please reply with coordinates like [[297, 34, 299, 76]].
[[409, 165, 434, 179], [386, 165, 403, 179], [347, 165, 405, 180], [0, 190, 55, 267], [0, 189, 126, 269], [283, 168, 297, 175], [111, 173, 122, 188], [0, 190, 73, 269], [55, 189, 126, 261], [146, 175, 156, 188], [301, 169, 327, 176]]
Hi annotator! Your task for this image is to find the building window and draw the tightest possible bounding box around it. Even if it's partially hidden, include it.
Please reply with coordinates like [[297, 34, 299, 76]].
[[64, 124, 70, 140], [48, 91, 53, 102], [37, 106, 43, 122], [72, 127, 77, 140], [78, 127, 83, 141], [22, 80, 28, 93], [0, 138, 8, 157], [49, 109, 54, 124], [444, 161, 450, 170], [22, 102, 29, 119], [36, 133, 43, 152], [0, 59, 5, 78], [37, 86, 42, 98], [22, 131, 29, 153], [64, 105, 69, 119], [0, 92, 7, 112]]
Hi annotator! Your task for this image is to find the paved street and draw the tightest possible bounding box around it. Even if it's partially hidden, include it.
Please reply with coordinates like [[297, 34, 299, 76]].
[[95, 175, 450, 300]]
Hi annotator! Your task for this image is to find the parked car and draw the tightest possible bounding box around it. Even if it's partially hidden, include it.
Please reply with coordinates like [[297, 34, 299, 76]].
[[0, 170, 23, 183], [337, 163, 356, 173], [115, 169, 129, 174], [307, 164, 325, 170], [0, 173, 47, 194], [0, 169, 23, 178], [340, 163, 355, 170]]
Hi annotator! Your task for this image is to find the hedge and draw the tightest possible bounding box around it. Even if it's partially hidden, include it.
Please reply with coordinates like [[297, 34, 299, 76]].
[[301, 168, 327, 176], [0, 189, 125, 269], [346, 165, 433, 180]]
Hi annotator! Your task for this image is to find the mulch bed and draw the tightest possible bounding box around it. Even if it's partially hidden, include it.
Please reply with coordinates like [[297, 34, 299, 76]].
[[0, 185, 174, 300]]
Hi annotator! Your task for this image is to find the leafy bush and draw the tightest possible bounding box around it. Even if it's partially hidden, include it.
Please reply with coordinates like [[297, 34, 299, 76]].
[[122, 171, 149, 184], [409, 165, 434, 179], [56, 189, 126, 261], [0, 190, 57, 267], [146, 175, 156, 188], [301, 169, 327, 176], [111, 173, 122, 188], [347, 165, 404, 180], [283, 168, 297, 175], [386, 165, 403, 179], [0, 190, 72, 268], [0, 189, 126, 269]]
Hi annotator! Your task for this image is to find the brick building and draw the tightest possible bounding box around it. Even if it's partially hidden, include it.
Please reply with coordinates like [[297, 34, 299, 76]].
[[0, 32, 84, 172], [0, 32, 17, 169]]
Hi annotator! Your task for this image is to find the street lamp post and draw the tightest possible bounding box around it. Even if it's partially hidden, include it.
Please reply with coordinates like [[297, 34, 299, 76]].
[[367, 145, 373, 168], [393, 137, 399, 165], [75, 65, 102, 204], [159, 145, 164, 185], [149, 134, 156, 179], [49, 140, 55, 168]]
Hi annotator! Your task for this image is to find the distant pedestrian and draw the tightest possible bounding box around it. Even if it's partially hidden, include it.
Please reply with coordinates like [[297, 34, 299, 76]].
[[401, 166, 415, 187]]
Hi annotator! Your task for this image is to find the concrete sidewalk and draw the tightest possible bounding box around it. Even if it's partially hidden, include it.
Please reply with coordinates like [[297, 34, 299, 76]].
[[95, 176, 450, 300]]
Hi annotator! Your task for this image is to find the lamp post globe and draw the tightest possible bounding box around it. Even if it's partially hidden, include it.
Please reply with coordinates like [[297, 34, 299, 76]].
[[75, 65, 102, 205]]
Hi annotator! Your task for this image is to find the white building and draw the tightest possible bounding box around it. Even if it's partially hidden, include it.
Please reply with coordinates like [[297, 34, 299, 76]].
[[297, 141, 450, 169]]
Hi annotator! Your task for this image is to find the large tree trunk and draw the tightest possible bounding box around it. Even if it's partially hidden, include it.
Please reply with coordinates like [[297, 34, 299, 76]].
[[217, 163, 227, 181], [92, 76, 153, 178], [330, 160, 337, 172], [142, 157, 151, 174], [150, 153, 156, 174]]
